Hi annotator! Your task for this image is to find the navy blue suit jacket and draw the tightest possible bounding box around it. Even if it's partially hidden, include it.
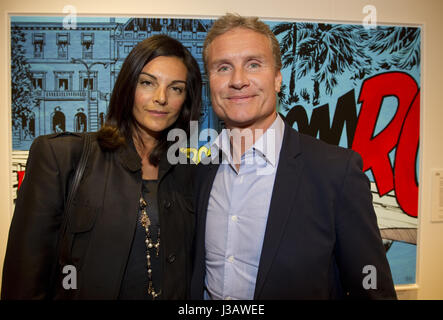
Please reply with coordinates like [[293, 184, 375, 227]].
[[190, 123, 396, 299]]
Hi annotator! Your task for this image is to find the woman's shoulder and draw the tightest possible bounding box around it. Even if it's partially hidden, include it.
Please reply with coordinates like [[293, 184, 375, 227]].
[[33, 131, 83, 143], [29, 132, 99, 166], [33, 131, 98, 146]]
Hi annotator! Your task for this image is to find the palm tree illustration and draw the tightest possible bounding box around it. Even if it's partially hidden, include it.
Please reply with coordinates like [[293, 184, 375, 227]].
[[369, 27, 420, 70], [277, 83, 291, 111], [296, 23, 369, 106], [272, 22, 299, 104]]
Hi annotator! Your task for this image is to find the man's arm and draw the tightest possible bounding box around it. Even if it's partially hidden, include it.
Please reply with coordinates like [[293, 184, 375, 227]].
[[334, 151, 397, 299]]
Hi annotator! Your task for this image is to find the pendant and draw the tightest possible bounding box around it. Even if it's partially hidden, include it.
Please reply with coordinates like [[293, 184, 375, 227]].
[[140, 194, 161, 299], [148, 281, 161, 299], [141, 213, 151, 227]]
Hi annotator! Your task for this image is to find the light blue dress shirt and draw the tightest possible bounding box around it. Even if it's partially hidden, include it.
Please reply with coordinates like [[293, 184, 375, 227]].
[[204, 114, 285, 300]]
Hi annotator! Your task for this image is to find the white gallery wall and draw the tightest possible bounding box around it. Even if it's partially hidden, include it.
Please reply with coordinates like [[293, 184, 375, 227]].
[[0, 0, 442, 299]]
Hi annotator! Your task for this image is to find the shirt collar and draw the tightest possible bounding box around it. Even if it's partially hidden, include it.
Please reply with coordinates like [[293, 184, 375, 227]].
[[211, 126, 232, 164], [210, 114, 285, 168], [251, 114, 284, 167]]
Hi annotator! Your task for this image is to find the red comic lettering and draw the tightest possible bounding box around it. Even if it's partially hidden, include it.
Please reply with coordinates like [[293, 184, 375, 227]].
[[394, 91, 420, 217], [352, 72, 419, 213]]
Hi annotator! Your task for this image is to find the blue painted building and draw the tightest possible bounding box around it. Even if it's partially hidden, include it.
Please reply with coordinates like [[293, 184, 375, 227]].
[[11, 17, 220, 150]]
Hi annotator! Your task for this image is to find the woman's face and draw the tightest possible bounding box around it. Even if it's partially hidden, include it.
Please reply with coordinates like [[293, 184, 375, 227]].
[[133, 56, 188, 137]]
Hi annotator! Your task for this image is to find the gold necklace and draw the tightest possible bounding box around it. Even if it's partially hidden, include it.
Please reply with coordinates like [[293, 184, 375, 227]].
[[139, 196, 161, 299]]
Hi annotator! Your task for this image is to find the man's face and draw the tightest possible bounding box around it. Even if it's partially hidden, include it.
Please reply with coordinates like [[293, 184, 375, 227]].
[[206, 27, 282, 131]]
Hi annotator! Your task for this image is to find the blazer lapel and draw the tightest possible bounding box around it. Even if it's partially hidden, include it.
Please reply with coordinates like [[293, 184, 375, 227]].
[[254, 124, 304, 299], [195, 160, 220, 249], [117, 138, 173, 181], [191, 158, 220, 298], [117, 137, 142, 173], [196, 152, 223, 225]]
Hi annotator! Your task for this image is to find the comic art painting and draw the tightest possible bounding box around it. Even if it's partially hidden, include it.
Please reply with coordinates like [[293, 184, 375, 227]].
[[10, 16, 420, 285]]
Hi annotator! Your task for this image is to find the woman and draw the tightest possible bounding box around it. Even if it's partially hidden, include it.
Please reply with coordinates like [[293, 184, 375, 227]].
[[2, 35, 201, 299]]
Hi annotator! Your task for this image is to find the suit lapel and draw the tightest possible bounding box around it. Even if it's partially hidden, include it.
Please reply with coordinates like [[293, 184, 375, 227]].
[[196, 160, 220, 243], [196, 151, 223, 221], [254, 124, 304, 299], [191, 159, 220, 298]]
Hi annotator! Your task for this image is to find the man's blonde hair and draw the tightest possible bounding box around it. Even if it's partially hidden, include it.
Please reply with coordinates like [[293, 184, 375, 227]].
[[203, 13, 282, 73]]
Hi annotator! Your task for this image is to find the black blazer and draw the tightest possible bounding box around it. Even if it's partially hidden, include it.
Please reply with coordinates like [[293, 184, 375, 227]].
[[190, 123, 396, 299], [2, 132, 195, 299]]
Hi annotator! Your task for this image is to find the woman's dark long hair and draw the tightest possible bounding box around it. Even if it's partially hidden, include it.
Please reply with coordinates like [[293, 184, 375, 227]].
[[97, 34, 202, 166]]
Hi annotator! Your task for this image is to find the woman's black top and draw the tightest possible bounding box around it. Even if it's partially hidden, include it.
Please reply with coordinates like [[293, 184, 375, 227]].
[[118, 179, 161, 300]]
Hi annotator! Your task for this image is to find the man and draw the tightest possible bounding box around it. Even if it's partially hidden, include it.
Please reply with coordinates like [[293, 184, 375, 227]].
[[190, 13, 396, 300]]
